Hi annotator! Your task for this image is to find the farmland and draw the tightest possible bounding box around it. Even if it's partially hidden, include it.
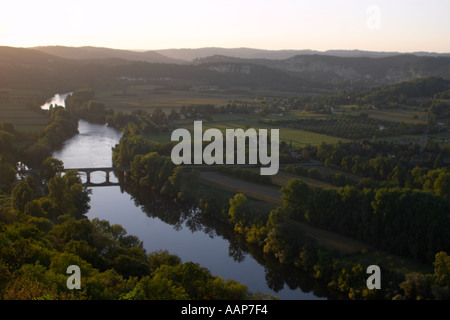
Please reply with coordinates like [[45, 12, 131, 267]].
[[0, 90, 48, 132], [90, 80, 450, 149]]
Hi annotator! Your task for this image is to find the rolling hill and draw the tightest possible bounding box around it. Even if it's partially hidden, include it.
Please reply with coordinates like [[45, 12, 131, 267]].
[[155, 47, 450, 62], [1, 45, 450, 93], [196, 53, 450, 87], [32, 46, 185, 64]]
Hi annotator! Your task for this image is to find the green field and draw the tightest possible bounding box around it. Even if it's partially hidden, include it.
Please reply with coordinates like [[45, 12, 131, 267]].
[[95, 86, 257, 112], [94, 86, 442, 149], [365, 108, 427, 124], [339, 105, 427, 124], [145, 114, 349, 147], [204, 118, 349, 147]]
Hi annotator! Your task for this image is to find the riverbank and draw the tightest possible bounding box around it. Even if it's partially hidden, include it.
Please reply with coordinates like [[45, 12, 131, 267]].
[[54, 119, 321, 299]]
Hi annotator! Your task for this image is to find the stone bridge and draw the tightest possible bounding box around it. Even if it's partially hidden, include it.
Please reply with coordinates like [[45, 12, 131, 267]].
[[18, 167, 130, 187]]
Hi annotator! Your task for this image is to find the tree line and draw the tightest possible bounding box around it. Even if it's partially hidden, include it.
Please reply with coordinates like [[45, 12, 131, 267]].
[[211, 181, 450, 299], [296, 76, 450, 110], [260, 115, 433, 140], [0, 109, 78, 171]]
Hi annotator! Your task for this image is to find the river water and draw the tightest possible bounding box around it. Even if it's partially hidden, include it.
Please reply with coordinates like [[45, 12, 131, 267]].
[[40, 92, 73, 110], [52, 119, 323, 300]]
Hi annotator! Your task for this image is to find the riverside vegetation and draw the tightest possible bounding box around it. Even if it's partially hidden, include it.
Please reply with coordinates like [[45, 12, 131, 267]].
[[0, 107, 264, 300], [1, 52, 450, 299]]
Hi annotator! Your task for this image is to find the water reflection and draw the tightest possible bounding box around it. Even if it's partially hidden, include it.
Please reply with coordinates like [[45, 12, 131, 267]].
[[120, 182, 331, 299], [53, 119, 328, 299]]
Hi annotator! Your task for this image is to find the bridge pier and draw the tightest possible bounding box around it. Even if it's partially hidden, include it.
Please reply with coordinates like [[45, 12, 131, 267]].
[[17, 166, 130, 186]]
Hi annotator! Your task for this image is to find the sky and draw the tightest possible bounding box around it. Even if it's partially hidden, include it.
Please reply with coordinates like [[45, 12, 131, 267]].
[[1, 0, 449, 53]]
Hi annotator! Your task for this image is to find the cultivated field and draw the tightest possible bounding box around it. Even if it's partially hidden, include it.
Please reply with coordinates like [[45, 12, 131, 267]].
[[94, 86, 256, 112], [0, 104, 48, 132], [144, 113, 349, 147]]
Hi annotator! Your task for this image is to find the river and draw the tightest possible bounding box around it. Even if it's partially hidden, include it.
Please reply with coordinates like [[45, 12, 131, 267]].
[[52, 119, 324, 300], [40, 92, 73, 110]]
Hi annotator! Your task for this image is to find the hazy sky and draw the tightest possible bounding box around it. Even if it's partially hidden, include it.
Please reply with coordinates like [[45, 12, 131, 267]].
[[1, 0, 449, 52]]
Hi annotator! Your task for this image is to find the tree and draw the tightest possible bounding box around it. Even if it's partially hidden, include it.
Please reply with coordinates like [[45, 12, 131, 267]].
[[0, 130, 17, 164], [387, 165, 407, 187], [228, 193, 250, 226], [148, 250, 182, 274], [47, 175, 67, 216], [0, 161, 16, 191], [281, 179, 313, 220], [433, 172, 450, 200], [46, 172, 91, 220], [151, 108, 166, 125], [122, 275, 188, 300], [432, 251, 450, 288], [68, 183, 92, 218], [40, 157, 64, 182], [24, 200, 45, 218], [266, 207, 288, 230], [130, 152, 175, 191], [398, 272, 431, 300], [11, 181, 33, 212], [174, 169, 199, 202]]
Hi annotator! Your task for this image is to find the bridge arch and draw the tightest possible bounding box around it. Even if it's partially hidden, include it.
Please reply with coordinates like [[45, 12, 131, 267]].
[[75, 167, 130, 185], [17, 167, 130, 186]]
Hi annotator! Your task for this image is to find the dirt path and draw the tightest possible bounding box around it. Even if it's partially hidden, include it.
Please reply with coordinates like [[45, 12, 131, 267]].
[[199, 171, 283, 205], [199, 171, 371, 254]]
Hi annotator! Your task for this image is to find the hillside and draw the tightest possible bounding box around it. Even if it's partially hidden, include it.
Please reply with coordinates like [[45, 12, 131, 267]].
[[0, 46, 303, 92], [33, 46, 185, 64], [196, 54, 450, 87], [0, 46, 68, 66], [156, 47, 308, 62], [156, 47, 450, 62], [1, 46, 450, 93]]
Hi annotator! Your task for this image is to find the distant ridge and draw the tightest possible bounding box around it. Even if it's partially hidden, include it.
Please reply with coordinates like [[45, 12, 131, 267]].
[[155, 47, 450, 62], [2, 45, 449, 92], [31, 46, 450, 65], [32, 46, 186, 64]]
